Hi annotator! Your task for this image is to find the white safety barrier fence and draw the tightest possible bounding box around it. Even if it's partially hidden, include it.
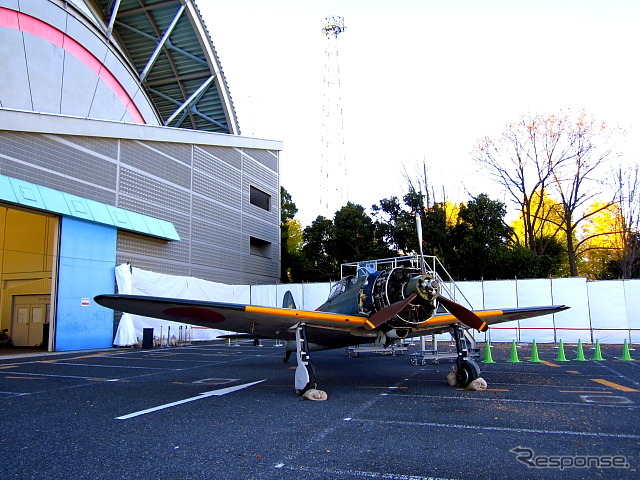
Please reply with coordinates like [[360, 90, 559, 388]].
[[113, 265, 640, 346]]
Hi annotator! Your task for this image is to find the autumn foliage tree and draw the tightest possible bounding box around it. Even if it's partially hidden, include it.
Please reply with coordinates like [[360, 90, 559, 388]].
[[474, 109, 617, 276]]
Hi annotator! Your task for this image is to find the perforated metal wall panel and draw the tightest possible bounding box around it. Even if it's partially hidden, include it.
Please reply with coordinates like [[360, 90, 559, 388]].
[[0, 128, 281, 284], [120, 141, 192, 189]]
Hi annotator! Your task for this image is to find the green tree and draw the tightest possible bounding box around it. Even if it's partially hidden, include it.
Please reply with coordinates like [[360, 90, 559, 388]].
[[280, 187, 304, 282], [300, 216, 338, 282], [333, 202, 391, 265], [448, 194, 512, 279]]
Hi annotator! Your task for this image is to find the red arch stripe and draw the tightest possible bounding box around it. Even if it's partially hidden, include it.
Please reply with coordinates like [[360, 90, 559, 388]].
[[0, 7, 145, 124]]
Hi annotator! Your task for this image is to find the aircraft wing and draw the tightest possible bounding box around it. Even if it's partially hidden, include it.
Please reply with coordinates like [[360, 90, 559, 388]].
[[95, 294, 568, 347], [94, 294, 367, 340], [407, 305, 570, 338]]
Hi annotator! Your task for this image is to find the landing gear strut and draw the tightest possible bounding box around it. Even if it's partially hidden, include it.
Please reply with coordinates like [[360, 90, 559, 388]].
[[451, 325, 481, 387], [293, 323, 317, 395]]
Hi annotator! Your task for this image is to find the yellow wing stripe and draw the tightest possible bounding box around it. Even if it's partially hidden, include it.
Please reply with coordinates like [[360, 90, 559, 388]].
[[245, 305, 367, 325], [419, 310, 504, 327]]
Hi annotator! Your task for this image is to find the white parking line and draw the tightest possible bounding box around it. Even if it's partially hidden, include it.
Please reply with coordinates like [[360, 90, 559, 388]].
[[274, 464, 455, 480], [347, 418, 640, 440], [115, 379, 265, 420]]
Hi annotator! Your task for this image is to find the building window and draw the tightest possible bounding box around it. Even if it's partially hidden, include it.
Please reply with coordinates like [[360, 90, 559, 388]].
[[250, 236, 272, 258], [250, 186, 270, 211]]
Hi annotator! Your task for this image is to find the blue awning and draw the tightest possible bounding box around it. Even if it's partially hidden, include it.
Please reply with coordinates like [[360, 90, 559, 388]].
[[0, 174, 180, 241]]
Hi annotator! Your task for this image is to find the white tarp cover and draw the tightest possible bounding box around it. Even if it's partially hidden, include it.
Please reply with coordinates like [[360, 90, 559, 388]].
[[121, 267, 236, 342], [251, 284, 277, 308], [588, 280, 628, 344], [624, 280, 640, 343], [483, 280, 518, 342], [517, 279, 555, 343], [455, 281, 484, 311], [301, 282, 331, 310], [112, 264, 137, 346], [114, 265, 635, 345], [551, 277, 591, 343]]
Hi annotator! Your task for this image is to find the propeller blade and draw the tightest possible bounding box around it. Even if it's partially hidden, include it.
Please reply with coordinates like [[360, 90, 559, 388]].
[[415, 213, 426, 275], [364, 293, 417, 330], [437, 295, 488, 332]]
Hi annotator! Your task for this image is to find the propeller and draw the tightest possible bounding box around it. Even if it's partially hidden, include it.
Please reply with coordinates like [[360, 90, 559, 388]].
[[363, 290, 488, 332], [363, 212, 489, 333], [415, 212, 426, 275], [437, 295, 488, 332], [364, 293, 416, 330]]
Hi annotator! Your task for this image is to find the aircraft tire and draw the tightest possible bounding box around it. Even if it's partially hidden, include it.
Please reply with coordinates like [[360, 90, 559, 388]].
[[456, 359, 481, 387]]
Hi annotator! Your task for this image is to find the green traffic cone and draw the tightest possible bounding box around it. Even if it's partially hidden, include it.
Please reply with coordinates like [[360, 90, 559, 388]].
[[556, 339, 569, 362], [483, 338, 495, 363], [621, 339, 634, 361], [529, 339, 541, 362], [508, 339, 521, 363], [575, 339, 588, 361], [592, 339, 604, 361]]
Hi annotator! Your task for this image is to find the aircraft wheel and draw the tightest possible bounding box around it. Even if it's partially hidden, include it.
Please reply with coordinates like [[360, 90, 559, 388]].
[[456, 359, 481, 387]]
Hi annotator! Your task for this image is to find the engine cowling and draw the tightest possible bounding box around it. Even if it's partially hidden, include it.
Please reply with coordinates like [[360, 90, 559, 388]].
[[359, 267, 438, 328]]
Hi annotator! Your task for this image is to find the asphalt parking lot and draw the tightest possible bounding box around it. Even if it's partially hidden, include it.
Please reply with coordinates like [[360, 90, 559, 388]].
[[1, 341, 638, 480]]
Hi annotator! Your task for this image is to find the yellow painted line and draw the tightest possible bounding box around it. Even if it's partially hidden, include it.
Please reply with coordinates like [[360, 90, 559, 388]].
[[0, 365, 18, 369], [359, 386, 409, 390], [540, 360, 561, 367], [560, 390, 612, 394], [72, 353, 112, 359], [5, 376, 44, 380], [591, 379, 639, 392], [457, 388, 509, 392], [566, 370, 581, 374], [246, 305, 366, 325]]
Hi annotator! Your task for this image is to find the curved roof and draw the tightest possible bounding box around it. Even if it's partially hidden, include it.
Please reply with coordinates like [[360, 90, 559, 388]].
[[89, 0, 240, 134]]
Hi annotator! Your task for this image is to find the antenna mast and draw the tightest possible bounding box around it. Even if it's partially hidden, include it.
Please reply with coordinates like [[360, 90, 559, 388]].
[[320, 15, 348, 218]]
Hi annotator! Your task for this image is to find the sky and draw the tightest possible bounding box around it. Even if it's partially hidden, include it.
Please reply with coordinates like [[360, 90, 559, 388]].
[[199, 0, 640, 227]]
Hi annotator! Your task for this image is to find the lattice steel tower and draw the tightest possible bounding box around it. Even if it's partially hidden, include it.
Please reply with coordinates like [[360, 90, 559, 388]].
[[320, 15, 348, 218]]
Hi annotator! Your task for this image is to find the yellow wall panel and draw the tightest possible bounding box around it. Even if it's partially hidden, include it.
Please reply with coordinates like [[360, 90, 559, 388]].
[[2, 209, 53, 274]]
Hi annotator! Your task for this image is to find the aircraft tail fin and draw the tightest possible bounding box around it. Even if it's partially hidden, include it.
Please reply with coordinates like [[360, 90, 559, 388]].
[[282, 291, 296, 309]]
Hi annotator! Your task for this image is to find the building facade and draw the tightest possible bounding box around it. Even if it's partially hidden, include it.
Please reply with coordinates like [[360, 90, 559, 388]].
[[0, 0, 281, 350]]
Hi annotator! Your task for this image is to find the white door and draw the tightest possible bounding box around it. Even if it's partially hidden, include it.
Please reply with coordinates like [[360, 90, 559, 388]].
[[11, 295, 50, 347]]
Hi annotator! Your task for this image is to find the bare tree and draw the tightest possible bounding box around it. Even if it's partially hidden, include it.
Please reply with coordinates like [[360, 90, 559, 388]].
[[545, 111, 617, 275], [474, 109, 618, 276], [612, 163, 640, 278], [473, 113, 565, 255]]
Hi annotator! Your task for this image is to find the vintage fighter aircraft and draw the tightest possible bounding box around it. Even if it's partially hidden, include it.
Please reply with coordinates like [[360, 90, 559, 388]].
[[95, 250, 568, 395]]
